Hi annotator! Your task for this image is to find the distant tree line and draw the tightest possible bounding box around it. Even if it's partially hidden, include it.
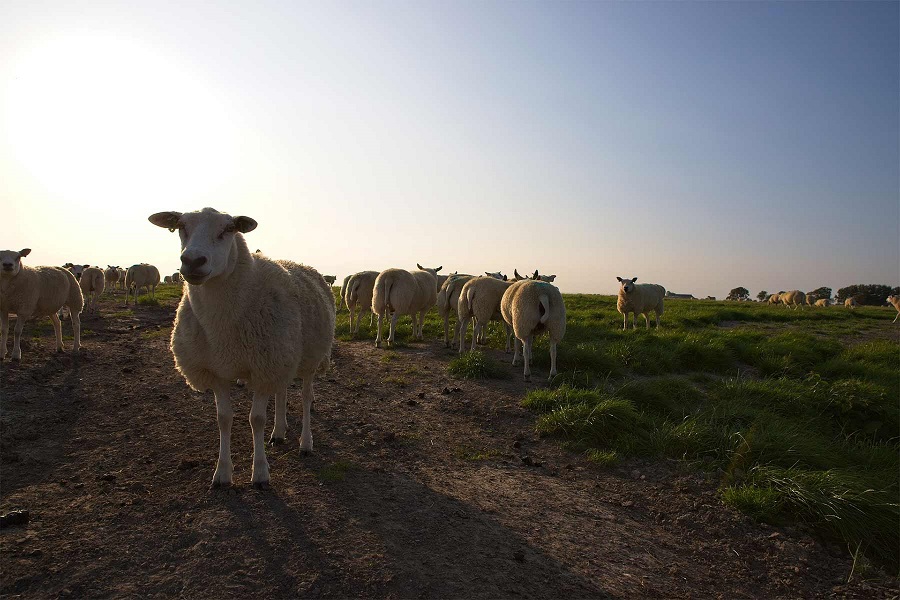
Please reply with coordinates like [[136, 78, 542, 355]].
[[835, 284, 900, 306]]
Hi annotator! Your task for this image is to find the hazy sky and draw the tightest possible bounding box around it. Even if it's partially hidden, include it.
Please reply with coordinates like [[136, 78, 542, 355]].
[[2, 1, 897, 298]]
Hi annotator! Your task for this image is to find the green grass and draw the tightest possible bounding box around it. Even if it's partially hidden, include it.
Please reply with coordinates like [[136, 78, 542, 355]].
[[332, 289, 899, 570], [448, 351, 507, 379]]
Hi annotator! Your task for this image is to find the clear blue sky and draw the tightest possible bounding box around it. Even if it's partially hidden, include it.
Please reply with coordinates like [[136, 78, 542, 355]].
[[2, 1, 897, 297]]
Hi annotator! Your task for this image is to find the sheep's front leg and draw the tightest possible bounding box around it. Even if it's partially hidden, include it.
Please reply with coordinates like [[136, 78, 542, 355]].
[[0, 312, 8, 359], [622, 312, 627, 331], [417, 310, 426, 340], [50, 312, 65, 352], [299, 378, 315, 454], [211, 384, 234, 487], [644, 313, 650, 330], [655, 311, 661, 329], [10, 315, 27, 361], [270, 386, 288, 444], [249, 392, 270, 486]]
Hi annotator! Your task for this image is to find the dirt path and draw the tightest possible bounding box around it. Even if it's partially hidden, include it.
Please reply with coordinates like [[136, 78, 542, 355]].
[[1, 295, 894, 598]]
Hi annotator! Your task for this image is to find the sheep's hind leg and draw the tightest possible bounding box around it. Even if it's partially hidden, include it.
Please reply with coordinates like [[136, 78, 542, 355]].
[[71, 309, 81, 352], [523, 336, 533, 381], [299, 378, 315, 454], [375, 311, 384, 347], [249, 392, 270, 487], [512, 337, 521, 366], [211, 383, 234, 487], [549, 340, 558, 380], [50, 312, 65, 352], [0, 312, 8, 359], [270, 386, 288, 444]]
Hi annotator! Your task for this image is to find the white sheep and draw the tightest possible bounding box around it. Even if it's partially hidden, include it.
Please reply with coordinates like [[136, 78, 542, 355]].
[[338, 274, 352, 311], [844, 297, 858, 309], [172, 272, 181, 284], [768, 293, 781, 305], [457, 276, 514, 353], [437, 274, 473, 348], [500, 279, 566, 381], [80, 267, 105, 314], [164, 275, 173, 284], [1, 249, 83, 361], [530, 270, 556, 282], [124, 263, 161, 306], [117, 269, 127, 291], [149, 207, 335, 488], [780, 290, 806, 310], [887, 295, 899, 323], [344, 270, 379, 335], [323, 275, 337, 285], [372, 263, 441, 347], [814, 298, 830, 307], [616, 277, 666, 330], [104, 266, 120, 293]]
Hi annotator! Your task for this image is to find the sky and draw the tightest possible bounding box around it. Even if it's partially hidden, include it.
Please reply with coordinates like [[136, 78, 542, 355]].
[[1, 0, 897, 298]]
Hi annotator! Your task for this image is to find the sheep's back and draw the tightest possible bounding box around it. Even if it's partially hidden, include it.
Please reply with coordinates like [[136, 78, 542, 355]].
[[3, 266, 80, 318], [373, 269, 417, 315], [277, 259, 336, 376]]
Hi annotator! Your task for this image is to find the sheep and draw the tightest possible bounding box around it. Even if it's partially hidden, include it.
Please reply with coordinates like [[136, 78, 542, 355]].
[[164, 275, 173, 284], [116, 269, 127, 291], [457, 276, 514, 353], [104, 266, 120, 293], [344, 270, 379, 335], [512, 269, 529, 281], [338, 274, 352, 311], [780, 290, 806, 310], [805, 293, 815, 306], [149, 207, 335, 488], [66, 263, 89, 281], [616, 277, 666, 330], [767, 293, 781, 305], [531, 270, 556, 282], [323, 275, 337, 285], [172, 272, 181, 284], [79, 267, 105, 314], [372, 263, 442, 347], [814, 298, 830, 307], [844, 297, 858, 309], [500, 279, 566, 381], [124, 264, 161, 306], [436, 274, 474, 348], [887, 295, 900, 323], [1, 249, 83, 361]]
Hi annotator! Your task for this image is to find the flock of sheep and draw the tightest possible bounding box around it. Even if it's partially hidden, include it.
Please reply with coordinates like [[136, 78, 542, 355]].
[[2, 207, 899, 487], [765, 290, 866, 310]]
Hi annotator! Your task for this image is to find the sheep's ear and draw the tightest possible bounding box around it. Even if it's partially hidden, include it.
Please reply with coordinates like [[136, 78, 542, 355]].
[[616, 277, 623, 282], [19, 248, 31, 258], [632, 277, 637, 282], [149, 212, 182, 231], [417, 263, 424, 270], [532, 270, 539, 278], [548, 275, 556, 281], [503, 275, 508, 281], [514, 269, 521, 279], [233, 216, 257, 233], [83, 264, 90, 269], [485, 272, 491, 276], [435, 266, 442, 272]]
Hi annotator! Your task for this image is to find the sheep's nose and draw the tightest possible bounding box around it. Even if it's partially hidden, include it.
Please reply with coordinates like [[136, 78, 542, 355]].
[[180, 254, 208, 272], [2, 263, 13, 270]]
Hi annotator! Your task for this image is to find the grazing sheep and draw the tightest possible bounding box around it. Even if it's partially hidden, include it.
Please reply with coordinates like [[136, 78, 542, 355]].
[[780, 290, 806, 310], [104, 266, 121, 293], [80, 267, 105, 314], [814, 298, 830, 307], [344, 270, 379, 336], [457, 276, 514, 353], [844, 297, 858, 309], [164, 275, 173, 284], [616, 277, 666, 330], [500, 279, 566, 381], [149, 207, 335, 487], [323, 275, 337, 285], [767, 293, 781, 305], [124, 264, 161, 306], [887, 295, 900, 323], [437, 274, 474, 348], [1, 249, 83, 361], [372, 263, 442, 347]]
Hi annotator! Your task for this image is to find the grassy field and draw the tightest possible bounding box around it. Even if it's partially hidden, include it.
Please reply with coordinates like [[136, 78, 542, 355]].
[[336, 291, 899, 573]]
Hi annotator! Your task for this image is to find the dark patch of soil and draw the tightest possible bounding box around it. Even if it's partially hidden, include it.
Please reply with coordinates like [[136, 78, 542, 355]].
[[1, 293, 896, 598]]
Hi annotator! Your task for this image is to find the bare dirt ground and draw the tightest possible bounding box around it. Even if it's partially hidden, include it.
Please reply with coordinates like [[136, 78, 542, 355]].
[[1, 293, 896, 599]]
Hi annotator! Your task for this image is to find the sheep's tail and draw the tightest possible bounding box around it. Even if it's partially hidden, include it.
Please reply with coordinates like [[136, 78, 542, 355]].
[[539, 294, 551, 324], [462, 287, 475, 317], [348, 278, 362, 305], [381, 276, 393, 315], [339, 276, 350, 302]]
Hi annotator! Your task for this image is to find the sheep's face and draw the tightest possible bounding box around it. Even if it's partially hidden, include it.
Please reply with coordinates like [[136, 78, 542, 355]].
[[69, 264, 87, 280], [617, 276, 638, 294], [888, 295, 898, 305], [148, 208, 257, 286], [0, 249, 29, 277]]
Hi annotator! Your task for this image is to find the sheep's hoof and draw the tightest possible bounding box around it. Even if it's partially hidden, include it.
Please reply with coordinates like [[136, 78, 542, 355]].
[[56, 348, 65, 354], [299, 447, 312, 456], [269, 437, 286, 446], [209, 480, 232, 490], [10, 356, 20, 363], [523, 374, 531, 382], [252, 481, 270, 490]]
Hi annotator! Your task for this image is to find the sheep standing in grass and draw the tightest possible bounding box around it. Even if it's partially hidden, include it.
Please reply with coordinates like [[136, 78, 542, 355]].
[[104, 266, 120, 293], [814, 299, 830, 307], [500, 279, 566, 381], [372, 264, 441, 347], [124, 264, 161, 306], [457, 276, 514, 353], [164, 275, 173, 284], [616, 277, 665, 330], [149, 207, 335, 487], [1, 249, 83, 361], [344, 270, 379, 336], [80, 267, 105, 314], [887, 295, 900, 323], [323, 275, 337, 285], [172, 272, 181, 284], [437, 274, 473, 348], [767, 293, 780, 305], [844, 297, 858, 309], [780, 290, 806, 310]]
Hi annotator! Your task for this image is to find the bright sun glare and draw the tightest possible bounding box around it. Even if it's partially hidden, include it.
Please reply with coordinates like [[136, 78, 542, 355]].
[[4, 33, 236, 210]]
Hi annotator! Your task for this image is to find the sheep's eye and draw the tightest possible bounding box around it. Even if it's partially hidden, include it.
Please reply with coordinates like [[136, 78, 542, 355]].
[[218, 224, 235, 240]]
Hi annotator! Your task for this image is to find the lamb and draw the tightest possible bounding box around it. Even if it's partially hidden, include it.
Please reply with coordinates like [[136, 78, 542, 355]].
[[79, 267, 105, 314], [616, 277, 666, 330], [344, 270, 379, 336], [814, 299, 830, 307], [780, 290, 806, 310], [323, 275, 337, 285], [372, 263, 442, 347], [887, 295, 900, 323], [124, 264, 161, 306], [457, 276, 514, 353], [1, 249, 83, 361], [149, 207, 335, 487], [500, 279, 566, 381], [845, 297, 857, 309], [104, 266, 121, 293]]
